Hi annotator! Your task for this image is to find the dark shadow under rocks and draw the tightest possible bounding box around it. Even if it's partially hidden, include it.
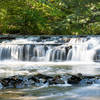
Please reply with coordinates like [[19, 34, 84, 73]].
[[0, 73, 100, 89]]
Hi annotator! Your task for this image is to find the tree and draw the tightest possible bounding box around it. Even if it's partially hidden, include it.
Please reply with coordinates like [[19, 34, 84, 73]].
[[0, 0, 100, 35]]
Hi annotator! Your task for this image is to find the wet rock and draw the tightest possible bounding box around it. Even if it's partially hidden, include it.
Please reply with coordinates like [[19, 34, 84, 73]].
[[34, 73, 53, 80], [93, 49, 100, 62], [49, 79, 65, 85], [44, 45, 48, 52], [0, 74, 54, 89], [65, 46, 72, 57], [40, 36, 50, 40], [0, 73, 100, 89], [83, 75, 95, 79], [0, 75, 23, 88], [28, 76, 40, 83], [67, 73, 99, 85], [49, 75, 65, 85], [29, 74, 53, 84], [40, 79, 47, 83], [0, 78, 10, 87], [67, 73, 83, 84], [86, 81, 93, 84], [62, 38, 71, 43], [0, 36, 15, 40]]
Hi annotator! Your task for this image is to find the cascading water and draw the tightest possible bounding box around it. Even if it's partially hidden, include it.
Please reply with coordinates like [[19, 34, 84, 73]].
[[1, 36, 100, 100], [69, 37, 100, 62], [0, 36, 100, 62]]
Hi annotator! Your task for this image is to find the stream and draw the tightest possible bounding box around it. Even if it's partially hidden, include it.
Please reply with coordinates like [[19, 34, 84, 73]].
[[0, 35, 100, 100]]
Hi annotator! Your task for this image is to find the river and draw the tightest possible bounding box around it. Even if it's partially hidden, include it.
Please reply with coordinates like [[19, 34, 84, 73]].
[[0, 36, 100, 100]]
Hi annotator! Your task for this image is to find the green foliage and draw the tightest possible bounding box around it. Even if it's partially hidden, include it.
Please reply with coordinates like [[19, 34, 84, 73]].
[[0, 0, 100, 35]]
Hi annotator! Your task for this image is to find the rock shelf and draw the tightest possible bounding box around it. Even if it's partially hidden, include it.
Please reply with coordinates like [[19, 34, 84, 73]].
[[0, 73, 100, 89]]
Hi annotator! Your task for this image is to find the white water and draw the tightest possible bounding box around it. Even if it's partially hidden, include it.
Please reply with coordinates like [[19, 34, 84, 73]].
[[0, 36, 100, 62], [0, 36, 100, 78], [1, 36, 100, 100]]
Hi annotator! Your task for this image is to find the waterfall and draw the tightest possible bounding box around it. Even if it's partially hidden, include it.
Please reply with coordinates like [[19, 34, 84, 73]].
[[0, 36, 100, 62], [68, 37, 100, 62]]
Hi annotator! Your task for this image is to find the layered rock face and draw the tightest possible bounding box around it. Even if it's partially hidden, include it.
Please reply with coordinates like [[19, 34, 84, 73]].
[[0, 36, 100, 62]]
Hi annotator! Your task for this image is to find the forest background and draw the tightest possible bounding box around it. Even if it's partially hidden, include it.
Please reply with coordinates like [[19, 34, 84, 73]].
[[0, 0, 100, 35]]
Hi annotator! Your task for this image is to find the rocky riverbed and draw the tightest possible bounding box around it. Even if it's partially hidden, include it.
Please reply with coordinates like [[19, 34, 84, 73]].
[[0, 73, 100, 89], [0, 35, 100, 100]]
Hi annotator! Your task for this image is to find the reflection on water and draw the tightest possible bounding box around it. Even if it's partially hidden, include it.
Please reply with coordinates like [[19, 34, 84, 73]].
[[0, 61, 100, 100], [0, 85, 100, 100]]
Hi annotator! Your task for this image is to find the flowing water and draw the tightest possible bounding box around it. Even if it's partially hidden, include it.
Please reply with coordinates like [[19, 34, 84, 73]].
[[0, 36, 100, 100]]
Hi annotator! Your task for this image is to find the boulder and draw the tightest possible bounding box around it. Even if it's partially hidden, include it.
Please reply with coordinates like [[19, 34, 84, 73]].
[[0, 75, 23, 88], [67, 73, 83, 84], [0, 73, 100, 89], [28, 76, 40, 83], [34, 73, 53, 79], [49, 75, 65, 85]]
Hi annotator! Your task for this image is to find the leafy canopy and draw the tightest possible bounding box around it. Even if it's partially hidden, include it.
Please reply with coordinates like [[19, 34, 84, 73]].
[[0, 0, 100, 35]]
